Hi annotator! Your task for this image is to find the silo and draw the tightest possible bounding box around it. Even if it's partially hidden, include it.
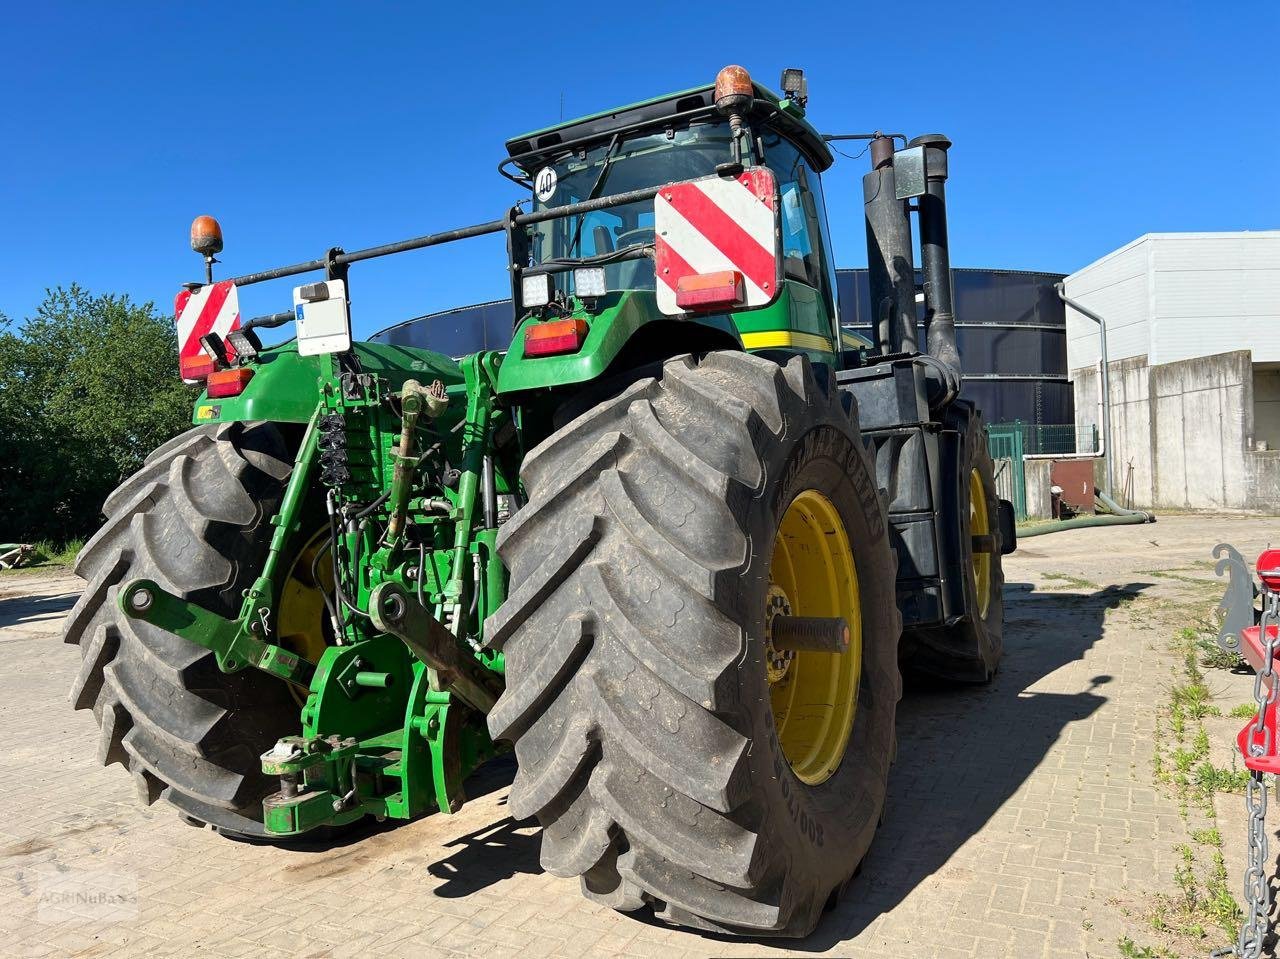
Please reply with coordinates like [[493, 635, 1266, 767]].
[[371, 268, 1073, 435], [836, 268, 1072, 428]]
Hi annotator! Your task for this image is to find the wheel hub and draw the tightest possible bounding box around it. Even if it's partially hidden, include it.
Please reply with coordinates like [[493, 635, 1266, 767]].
[[764, 587, 795, 684], [766, 489, 862, 786]]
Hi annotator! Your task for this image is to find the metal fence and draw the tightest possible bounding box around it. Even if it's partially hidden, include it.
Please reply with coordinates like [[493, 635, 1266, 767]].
[[988, 422, 1098, 457], [985, 422, 1098, 521]]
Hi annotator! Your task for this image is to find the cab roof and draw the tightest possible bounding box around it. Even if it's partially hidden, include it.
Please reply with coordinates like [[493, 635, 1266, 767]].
[[504, 79, 834, 177]]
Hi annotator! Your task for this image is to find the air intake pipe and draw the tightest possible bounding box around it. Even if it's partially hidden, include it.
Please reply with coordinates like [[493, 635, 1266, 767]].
[[862, 136, 918, 355], [911, 134, 962, 406]]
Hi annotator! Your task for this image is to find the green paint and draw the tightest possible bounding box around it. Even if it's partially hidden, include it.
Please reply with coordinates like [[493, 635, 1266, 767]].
[[495, 283, 835, 396], [140, 68, 861, 840], [190, 340, 463, 425]]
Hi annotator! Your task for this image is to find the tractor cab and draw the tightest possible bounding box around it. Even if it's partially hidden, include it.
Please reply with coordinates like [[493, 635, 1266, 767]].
[[500, 68, 844, 362]]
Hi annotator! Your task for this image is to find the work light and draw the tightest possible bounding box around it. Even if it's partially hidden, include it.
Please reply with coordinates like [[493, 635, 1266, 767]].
[[573, 267, 607, 299], [521, 273, 553, 308]]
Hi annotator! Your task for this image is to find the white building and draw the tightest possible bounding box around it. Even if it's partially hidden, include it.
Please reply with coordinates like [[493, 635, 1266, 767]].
[[1063, 231, 1280, 510]]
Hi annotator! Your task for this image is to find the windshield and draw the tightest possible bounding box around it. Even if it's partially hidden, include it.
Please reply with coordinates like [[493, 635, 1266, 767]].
[[529, 121, 735, 295]]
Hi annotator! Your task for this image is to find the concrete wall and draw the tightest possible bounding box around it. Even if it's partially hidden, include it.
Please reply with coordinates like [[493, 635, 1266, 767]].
[[1073, 356, 1154, 506], [1070, 350, 1267, 510], [1024, 458, 1052, 519], [1149, 351, 1250, 509], [1248, 452, 1280, 511], [1253, 367, 1280, 450], [1064, 232, 1280, 373]]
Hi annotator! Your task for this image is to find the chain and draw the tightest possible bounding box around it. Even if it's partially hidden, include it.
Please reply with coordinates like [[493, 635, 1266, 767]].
[[1217, 589, 1280, 958]]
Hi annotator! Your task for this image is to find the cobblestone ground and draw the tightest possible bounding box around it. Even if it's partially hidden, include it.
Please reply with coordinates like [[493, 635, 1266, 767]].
[[1, 514, 1276, 958]]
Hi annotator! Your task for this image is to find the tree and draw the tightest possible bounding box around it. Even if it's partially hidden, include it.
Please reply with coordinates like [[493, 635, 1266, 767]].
[[0, 286, 195, 543]]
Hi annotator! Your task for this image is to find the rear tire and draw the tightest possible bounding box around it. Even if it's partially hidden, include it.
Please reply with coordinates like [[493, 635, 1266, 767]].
[[901, 400, 1005, 682], [485, 352, 901, 936], [62, 421, 301, 837]]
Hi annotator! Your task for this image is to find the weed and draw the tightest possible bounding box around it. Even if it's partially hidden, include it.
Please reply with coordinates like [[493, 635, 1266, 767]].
[[1117, 936, 1174, 958], [1204, 851, 1242, 934], [1193, 762, 1250, 794], [1043, 571, 1100, 591], [1198, 635, 1242, 672], [1173, 844, 1197, 912], [1171, 679, 1212, 720], [1191, 827, 1222, 847], [1229, 703, 1258, 720]]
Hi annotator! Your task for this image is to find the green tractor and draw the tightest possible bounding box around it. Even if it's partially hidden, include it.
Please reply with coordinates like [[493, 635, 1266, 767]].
[[63, 65, 1014, 937]]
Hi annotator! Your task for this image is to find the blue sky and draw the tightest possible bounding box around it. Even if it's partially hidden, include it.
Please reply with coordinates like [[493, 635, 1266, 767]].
[[3, 1, 1277, 339]]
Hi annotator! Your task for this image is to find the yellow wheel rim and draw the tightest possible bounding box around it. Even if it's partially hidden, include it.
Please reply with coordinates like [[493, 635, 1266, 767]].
[[969, 468, 991, 618], [277, 530, 334, 698], [767, 489, 862, 786]]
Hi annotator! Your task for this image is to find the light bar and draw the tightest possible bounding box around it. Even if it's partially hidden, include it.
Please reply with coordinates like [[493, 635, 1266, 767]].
[[522, 273, 553, 308]]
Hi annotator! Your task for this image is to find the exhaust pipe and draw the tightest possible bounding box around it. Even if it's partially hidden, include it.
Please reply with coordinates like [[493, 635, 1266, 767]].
[[911, 134, 962, 404], [862, 135, 918, 355]]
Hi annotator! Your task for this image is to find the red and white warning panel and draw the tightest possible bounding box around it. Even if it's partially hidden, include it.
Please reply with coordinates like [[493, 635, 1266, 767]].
[[654, 168, 781, 316], [175, 280, 240, 382]]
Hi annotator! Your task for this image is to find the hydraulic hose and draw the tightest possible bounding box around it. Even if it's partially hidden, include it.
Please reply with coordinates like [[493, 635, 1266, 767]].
[[1096, 489, 1155, 522], [1018, 489, 1155, 537]]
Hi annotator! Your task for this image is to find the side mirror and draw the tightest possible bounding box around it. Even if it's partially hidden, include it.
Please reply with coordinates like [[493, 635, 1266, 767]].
[[892, 146, 928, 200], [653, 167, 782, 316]]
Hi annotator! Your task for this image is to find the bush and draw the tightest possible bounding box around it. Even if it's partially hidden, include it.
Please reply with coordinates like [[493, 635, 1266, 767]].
[[0, 285, 194, 543]]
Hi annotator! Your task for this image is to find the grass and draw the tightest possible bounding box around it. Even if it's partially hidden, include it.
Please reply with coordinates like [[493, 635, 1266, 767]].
[[1117, 935, 1174, 958], [1198, 633, 1243, 672], [1143, 621, 1245, 946], [1191, 827, 1222, 846], [1193, 763, 1250, 794], [1228, 703, 1258, 719], [1042, 570, 1101, 591], [0, 539, 83, 573]]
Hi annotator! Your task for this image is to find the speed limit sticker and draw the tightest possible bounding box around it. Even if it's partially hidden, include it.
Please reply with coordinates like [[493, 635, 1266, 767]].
[[534, 167, 557, 202]]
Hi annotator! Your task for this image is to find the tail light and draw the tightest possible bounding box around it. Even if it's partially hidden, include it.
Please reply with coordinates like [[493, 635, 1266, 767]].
[[524, 318, 588, 358], [676, 270, 745, 311], [206, 368, 254, 398], [181, 355, 218, 380]]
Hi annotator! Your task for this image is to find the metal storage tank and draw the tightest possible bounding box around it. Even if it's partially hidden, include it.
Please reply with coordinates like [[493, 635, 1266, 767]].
[[371, 268, 1072, 429], [835, 268, 1072, 427]]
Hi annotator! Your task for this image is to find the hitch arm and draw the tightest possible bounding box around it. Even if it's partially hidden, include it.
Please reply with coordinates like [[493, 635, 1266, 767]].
[[119, 579, 313, 686], [369, 582, 500, 713]]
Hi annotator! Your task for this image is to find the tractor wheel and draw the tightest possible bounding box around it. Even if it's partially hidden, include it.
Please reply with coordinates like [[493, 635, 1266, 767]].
[[485, 352, 902, 936], [62, 421, 324, 837], [901, 400, 1005, 682]]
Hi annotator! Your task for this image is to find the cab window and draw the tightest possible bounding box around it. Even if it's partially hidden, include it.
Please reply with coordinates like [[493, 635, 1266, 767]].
[[762, 133, 839, 321]]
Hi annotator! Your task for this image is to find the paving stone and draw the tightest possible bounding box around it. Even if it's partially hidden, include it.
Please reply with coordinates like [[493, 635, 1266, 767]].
[[2, 516, 1275, 957]]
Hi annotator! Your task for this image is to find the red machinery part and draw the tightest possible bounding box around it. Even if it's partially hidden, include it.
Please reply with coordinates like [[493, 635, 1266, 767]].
[[1258, 548, 1280, 592]]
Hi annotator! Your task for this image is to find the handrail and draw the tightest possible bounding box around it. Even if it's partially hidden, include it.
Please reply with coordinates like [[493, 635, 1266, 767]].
[[216, 185, 665, 291]]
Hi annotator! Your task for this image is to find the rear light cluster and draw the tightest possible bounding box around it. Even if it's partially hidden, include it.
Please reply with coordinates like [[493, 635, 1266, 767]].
[[524, 318, 588, 358], [206, 367, 255, 398], [676, 270, 744, 311], [182, 327, 259, 397], [181, 356, 219, 380]]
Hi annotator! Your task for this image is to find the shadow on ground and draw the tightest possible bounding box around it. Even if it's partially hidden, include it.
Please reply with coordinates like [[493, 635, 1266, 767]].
[[788, 580, 1152, 951], [426, 754, 542, 896], [421, 581, 1149, 946], [0, 590, 77, 630]]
